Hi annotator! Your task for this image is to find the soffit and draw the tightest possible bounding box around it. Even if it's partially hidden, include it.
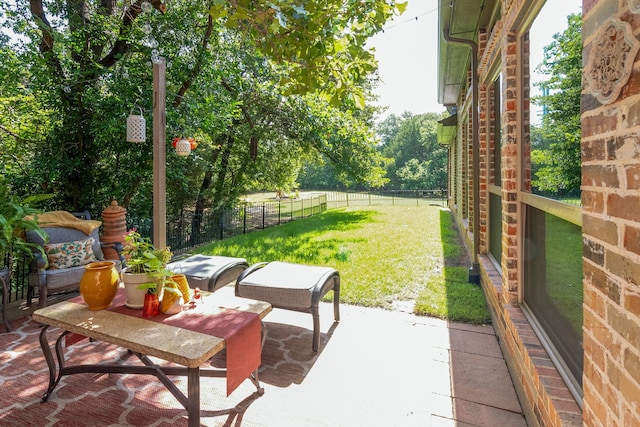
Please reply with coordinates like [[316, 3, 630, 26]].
[[437, 0, 498, 107]]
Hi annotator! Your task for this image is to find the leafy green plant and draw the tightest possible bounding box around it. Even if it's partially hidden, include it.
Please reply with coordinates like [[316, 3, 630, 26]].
[[122, 230, 173, 294], [0, 185, 50, 264]]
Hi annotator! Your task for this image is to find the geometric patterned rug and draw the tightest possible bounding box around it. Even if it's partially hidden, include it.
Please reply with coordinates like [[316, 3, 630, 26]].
[[0, 316, 322, 427], [0, 302, 524, 427]]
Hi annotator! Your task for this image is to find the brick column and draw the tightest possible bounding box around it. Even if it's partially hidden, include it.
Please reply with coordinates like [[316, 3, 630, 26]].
[[459, 110, 467, 217], [500, 31, 519, 303], [467, 70, 475, 228], [478, 30, 489, 253], [582, 1, 640, 425]]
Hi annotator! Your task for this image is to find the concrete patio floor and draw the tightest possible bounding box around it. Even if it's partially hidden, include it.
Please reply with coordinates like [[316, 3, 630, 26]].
[[2, 293, 527, 426]]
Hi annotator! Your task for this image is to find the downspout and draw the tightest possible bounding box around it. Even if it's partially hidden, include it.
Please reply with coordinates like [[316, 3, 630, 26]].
[[442, 30, 481, 284]]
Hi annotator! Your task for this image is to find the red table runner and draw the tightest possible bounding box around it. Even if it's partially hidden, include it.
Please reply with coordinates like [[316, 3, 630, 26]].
[[69, 289, 261, 396]]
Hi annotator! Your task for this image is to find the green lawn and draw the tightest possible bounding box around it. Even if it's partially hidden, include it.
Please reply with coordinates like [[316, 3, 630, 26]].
[[196, 205, 491, 324]]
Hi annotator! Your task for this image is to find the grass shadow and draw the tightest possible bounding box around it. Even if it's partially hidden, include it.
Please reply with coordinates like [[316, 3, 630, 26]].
[[414, 209, 491, 324]]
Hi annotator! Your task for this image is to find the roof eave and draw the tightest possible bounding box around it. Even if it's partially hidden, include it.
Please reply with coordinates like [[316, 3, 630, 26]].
[[437, 0, 498, 107]]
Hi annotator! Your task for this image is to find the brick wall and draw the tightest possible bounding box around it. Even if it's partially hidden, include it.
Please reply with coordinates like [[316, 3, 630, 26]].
[[501, 30, 519, 304], [479, 29, 489, 254], [480, 255, 583, 427], [581, 1, 640, 425], [447, 1, 588, 426]]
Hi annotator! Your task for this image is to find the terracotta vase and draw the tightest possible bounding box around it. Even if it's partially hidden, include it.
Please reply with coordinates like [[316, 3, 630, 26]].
[[100, 200, 127, 260], [79, 261, 120, 311], [122, 269, 153, 309]]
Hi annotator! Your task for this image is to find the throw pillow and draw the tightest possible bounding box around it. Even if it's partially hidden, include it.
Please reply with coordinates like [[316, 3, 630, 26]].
[[45, 237, 98, 270]]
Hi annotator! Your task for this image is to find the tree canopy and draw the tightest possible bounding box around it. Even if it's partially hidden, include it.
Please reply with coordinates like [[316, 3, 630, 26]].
[[377, 113, 448, 191], [531, 12, 582, 196], [0, 0, 406, 220], [209, 0, 407, 107]]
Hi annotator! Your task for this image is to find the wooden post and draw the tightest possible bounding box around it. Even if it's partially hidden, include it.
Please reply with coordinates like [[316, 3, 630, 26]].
[[152, 58, 167, 249]]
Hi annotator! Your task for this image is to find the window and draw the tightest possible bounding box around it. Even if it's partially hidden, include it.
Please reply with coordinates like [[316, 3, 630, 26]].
[[523, 201, 583, 391], [528, 1, 582, 205], [521, 0, 583, 402]]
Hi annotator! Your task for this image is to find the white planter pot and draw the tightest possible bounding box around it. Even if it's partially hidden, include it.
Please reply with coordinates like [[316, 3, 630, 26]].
[[121, 270, 154, 309]]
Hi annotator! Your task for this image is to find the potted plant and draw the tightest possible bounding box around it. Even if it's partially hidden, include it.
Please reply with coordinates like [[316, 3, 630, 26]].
[[0, 185, 50, 329], [121, 230, 173, 310], [0, 186, 49, 266]]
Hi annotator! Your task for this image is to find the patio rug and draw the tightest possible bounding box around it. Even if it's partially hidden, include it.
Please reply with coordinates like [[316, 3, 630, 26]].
[[0, 316, 321, 427]]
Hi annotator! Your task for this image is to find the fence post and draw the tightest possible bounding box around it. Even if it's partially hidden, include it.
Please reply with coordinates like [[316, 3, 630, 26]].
[[243, 205, 247, 234], [219, 213, 224, 240], [278, 202, 281, 225], [262, 203, 266, 229]]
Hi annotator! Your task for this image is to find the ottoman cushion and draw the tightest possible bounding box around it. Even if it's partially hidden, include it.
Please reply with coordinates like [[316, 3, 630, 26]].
[[167, 254, 248, 292], [237, 261, 336, 310]]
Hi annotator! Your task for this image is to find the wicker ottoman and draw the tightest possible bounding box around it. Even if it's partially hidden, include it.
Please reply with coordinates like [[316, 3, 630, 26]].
[[167, 254, 249, 293], [235, 261, 340, 351]]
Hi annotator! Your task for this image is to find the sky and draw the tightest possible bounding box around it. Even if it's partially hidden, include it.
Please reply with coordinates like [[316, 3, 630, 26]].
[[368, 0, 582, 123], [367, 1, 442, 121]]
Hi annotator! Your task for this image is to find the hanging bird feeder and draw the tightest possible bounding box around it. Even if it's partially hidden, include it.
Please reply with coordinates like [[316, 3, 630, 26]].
[[126, 107, 146, 143]]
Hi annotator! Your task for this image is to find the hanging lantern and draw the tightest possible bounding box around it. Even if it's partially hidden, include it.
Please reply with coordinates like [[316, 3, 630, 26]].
[[126, 108, 146, 143], [175, 138, 191, 156]]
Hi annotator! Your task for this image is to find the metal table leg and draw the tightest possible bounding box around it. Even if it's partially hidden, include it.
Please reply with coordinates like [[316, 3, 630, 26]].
[[187, 367, 200, 427], [39, 325, 71, 402], [36, 327, 264, 425]]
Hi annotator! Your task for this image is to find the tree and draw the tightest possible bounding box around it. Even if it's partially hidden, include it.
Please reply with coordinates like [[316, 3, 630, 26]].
[[209, 1, 407, 106], [377, 113, 447, 190], [0, 0, 404, 219], [531, 13, 582, 195], [375, 113, 402, 146]]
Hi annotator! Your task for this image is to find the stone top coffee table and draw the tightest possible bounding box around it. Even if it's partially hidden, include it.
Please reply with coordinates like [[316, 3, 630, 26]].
[[32, 286, 271, 427]]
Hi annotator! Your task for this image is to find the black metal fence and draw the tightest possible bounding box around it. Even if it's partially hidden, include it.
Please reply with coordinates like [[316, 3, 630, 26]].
[[124, 194, 329, 256], [1, 251, 30, 304], [325, 189, 447, 209], [2, 190, 446, 304]]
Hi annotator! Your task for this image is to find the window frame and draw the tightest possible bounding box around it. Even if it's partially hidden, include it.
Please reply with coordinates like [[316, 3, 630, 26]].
[[517, 1, 584, 404]]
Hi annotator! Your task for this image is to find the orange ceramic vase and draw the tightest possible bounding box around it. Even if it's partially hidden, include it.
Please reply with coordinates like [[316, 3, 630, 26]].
[[79, 261, 120, 310]]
